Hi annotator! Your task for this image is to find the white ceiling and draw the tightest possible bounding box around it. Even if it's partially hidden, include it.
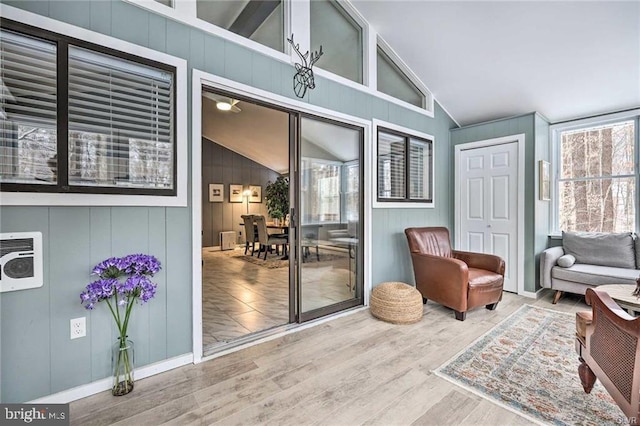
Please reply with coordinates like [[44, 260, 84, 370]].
[[351, 0, 640, 126], [202, 95, 359, 172], [202, 95, 290, 173]]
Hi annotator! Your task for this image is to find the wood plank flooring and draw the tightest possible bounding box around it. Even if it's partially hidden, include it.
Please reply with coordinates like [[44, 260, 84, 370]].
[[70, 290, 589, 425]]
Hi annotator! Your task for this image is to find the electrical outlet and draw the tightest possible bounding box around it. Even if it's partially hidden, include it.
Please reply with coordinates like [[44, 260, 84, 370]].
[[70, 317, 86, 339]]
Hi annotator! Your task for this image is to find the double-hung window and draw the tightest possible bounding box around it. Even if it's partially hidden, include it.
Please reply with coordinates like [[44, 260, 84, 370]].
[[377, 127, 433, 203], [0, 20, 176, 196], [554, 117, 637, 233]]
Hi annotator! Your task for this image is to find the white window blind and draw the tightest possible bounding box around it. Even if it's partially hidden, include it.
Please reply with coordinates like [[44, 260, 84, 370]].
[[377, 131, 405, 199], [409, 138, 431, 200], [67, 46, 174, 189], [0, 30, 57, 184], [344, 163, 359, 221]]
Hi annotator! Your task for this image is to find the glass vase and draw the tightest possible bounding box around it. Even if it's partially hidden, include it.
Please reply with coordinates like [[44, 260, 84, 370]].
[[112, 338, 134, 396]]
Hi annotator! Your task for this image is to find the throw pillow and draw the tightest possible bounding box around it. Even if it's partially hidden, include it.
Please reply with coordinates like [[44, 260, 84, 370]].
[[557, 254, 576, 268], [562, 231, 636, 269]]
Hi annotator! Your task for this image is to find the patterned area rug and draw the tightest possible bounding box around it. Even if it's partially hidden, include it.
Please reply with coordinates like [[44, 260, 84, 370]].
[[434, 305, 625, 425], [215, 248, 345, 269]]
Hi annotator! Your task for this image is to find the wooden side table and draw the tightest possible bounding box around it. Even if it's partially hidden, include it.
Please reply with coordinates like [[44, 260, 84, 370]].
[[600, 284, 640, 316]]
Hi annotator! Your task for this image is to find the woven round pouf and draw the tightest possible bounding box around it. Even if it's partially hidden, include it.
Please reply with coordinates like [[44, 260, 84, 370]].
[[370, 282, 423, 324]]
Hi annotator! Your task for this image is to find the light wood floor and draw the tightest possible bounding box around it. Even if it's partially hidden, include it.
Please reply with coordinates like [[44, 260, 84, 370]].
[[70, 290, 589, 425], [202, 247, 354, 349]]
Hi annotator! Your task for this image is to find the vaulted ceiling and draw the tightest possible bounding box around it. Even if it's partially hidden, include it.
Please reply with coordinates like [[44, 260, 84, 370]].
[[351, 1, 640, 126]]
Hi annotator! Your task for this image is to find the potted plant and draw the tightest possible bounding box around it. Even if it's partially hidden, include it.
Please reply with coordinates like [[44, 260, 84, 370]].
[[265, 176, 289, 225]]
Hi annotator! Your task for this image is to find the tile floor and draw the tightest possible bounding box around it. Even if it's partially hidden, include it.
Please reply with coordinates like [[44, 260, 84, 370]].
[[202, 246, 355, 350]]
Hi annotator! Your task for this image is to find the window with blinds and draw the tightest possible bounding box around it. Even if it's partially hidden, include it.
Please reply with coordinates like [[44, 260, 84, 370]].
[[0, 20, 176, 195], [377, 128, 433, 203], [0, 29, 58, 185], [68, 46, 174, 189]]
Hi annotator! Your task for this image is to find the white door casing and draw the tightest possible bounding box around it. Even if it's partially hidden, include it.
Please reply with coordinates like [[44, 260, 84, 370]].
[[191, 70, 374, 363], [454, 134, 525, 295]]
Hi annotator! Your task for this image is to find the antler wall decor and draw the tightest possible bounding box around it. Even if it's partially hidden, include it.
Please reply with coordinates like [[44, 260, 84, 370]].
[[287, 34, 323, 98]]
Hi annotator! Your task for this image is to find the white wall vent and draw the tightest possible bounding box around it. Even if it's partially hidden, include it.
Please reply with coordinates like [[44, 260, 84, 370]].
[[0, 231, 43, 293], [220, 231, 236, 251]]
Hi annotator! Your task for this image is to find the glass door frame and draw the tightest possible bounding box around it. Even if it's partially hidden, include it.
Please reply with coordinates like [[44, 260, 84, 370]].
[[292, 112, 365, 323], [199, 86, 365, 329]]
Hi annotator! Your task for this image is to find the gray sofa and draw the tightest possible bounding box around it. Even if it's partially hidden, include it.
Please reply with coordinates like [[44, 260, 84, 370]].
[[540, 231, 640, 303]]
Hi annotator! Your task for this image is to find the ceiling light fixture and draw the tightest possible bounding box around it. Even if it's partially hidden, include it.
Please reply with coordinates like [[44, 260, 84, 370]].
[[216, 101, 232, 111]]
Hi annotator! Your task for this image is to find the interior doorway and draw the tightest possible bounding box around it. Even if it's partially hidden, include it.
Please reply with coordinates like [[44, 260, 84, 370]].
[[454, 134, 525, 294], [199, 86, 365, 355]]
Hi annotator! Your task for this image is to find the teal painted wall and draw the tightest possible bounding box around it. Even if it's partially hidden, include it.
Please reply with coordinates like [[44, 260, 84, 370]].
[[450, 114, 539, 293], [0, 0, 458, 402], [371, 102, 458, 285]]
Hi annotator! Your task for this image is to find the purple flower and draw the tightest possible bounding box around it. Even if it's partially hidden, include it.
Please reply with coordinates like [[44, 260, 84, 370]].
[[92, 257, 128, 279], [122, 254, 161, 276], [80, 253, 160, 336]]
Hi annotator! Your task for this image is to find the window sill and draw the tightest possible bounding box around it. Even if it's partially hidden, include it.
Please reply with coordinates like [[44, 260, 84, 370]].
[[0, 192, 187, 207], [372, 201, 434, 209]]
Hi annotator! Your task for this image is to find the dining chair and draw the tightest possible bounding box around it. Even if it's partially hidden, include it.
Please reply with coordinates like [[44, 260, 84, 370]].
[[301, 224, 320, 262], [240, 214, 258, 256], [254, 215, 288, 260]]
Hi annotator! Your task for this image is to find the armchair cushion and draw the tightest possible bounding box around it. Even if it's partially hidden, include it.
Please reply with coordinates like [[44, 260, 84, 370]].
[[552, 263, 639, 286], [453, 250, 505, 275], [405, 227, 452, 258], [575, 310, 592, 345]]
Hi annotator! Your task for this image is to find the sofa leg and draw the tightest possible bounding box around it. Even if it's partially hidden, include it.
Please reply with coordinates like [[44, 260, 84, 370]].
[[422, 297, 428, 305], [553, 290, 563, 304], [454, 310, 466, 321], [485, 302, 498, 311], [578, 357, 596, 393]]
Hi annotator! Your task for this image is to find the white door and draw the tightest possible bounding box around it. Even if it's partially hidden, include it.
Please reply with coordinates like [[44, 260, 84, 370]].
[[458, 142, 518, 293]]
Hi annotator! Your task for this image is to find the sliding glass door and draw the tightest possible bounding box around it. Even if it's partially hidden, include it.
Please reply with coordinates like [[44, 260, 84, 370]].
[[295, 115, 364, 321]]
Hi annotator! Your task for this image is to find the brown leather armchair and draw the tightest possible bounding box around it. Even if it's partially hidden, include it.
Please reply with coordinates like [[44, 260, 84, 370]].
[[404, 227, 505, 321], [576, 288, 640, 425]]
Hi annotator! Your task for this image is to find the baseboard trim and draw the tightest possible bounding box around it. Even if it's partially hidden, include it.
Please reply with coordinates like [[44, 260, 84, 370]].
[[28, 353, 193, 404], [520, 288, 543, 299]]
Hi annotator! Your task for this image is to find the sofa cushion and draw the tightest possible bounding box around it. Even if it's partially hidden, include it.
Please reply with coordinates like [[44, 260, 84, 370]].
[[575, 311, 592, 345], [552, 264, 640, 286], [557, 254, 576, 268], [562, 231, 636, 269]]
